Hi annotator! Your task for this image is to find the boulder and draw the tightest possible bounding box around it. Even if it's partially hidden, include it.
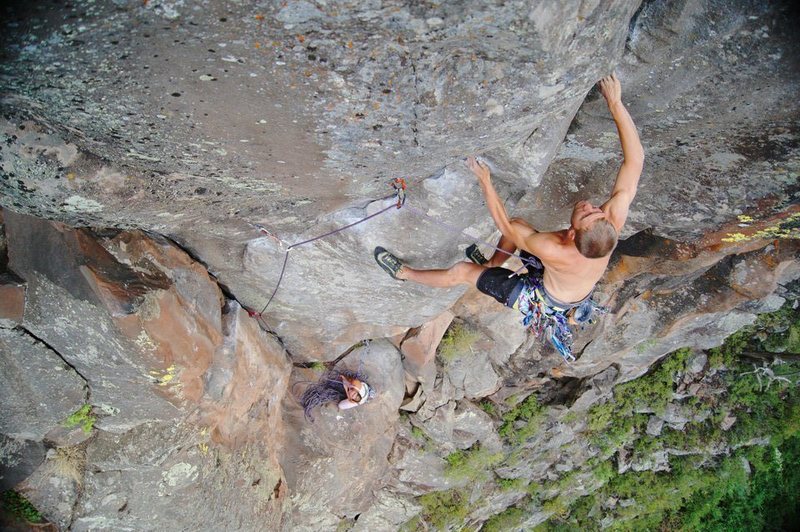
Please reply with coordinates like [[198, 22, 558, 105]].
[[400, 309, 453, 393], [442, 344, 502, 400], [67, 423, 285, 531], [200, 301, 292, 449], [0, 435, 45, 491], [17, 447, 82, 530], [0, 328, 86, 441], [646, 416, 664, 437], [351, 489, 422, 532], [4, 211, 184, 430], [686, 352, 708, 375]]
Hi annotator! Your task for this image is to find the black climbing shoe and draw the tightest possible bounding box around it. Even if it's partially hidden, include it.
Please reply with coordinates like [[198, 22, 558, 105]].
[[374, 247, 405, 280], [465, 243, 489, 265]]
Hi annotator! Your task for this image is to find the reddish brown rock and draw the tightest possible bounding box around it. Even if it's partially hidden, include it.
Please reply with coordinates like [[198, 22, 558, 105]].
[[0, 274, 25, 324], [201, 302, 291, 450], [400, 310, 453, 395]]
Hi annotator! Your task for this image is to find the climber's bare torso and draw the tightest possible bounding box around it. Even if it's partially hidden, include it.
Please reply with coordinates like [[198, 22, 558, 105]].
[[510, 223, 613, 304]]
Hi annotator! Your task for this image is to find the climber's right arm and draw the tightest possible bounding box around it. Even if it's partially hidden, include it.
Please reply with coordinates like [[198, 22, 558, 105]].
[[468, 156, 530, 252]]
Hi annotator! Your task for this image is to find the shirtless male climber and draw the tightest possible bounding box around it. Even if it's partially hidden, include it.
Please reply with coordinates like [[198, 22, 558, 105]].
[[374, 73, 644, 362]]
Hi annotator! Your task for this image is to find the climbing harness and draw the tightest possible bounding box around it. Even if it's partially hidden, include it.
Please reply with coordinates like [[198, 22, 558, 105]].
[[503, 257, 607, 364], [515, 277, 577, 363]]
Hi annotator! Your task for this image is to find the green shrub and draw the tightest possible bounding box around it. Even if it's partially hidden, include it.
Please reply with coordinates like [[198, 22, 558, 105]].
[[64, 404, 96, 434], [592, 461, 615, 485], [586, 401, 614, 433], [539, 301, 800, 531], [755, 305, 800, 354], [561, 410, 579, 424], [445, 446, 504, 481], [542, 495, 570, 519], [2, 490, 44, 523], [478, 400, 496, 416], [497, 477, 528, 491], [438, 321, 481, 362], [614, 348, 691, 416], [415, 489, 470, 530], [483, 506, 526, 532], [499, 393, 544, 444]]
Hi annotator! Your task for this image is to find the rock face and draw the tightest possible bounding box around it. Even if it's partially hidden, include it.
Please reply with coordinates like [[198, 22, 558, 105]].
[[0, 328, 86, 442], [0, 213, 294, 529], [0, 0, 798, 530], [0, 0, 643, 354]]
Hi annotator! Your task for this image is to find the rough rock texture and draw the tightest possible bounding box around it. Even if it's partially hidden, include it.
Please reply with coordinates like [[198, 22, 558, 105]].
[[0, 0, 798, 530], [0, 0, 642, 355], [0, 435, 45, 492], [0, 215, 296, 529], [0, 275, 25, 325], [282, 340, 405, 530], [0, 328, 86, 441], [5, 210, 188, 431]]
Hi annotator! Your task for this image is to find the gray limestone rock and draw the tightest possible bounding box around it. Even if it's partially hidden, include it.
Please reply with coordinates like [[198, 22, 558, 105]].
[[351, 489, 422, 532], [631, 450, 670, 473], [392, 446, 460, 496], [646, 416, 664, 437], [661, 403, 690, 426], [0, 0, 798, 529], [0, 327, 86, 441], [443, 345, 502, 400], [687, 352, 708, 375], [18, 448, 82, 530], [4, 212, 184, 431], [0, 435, 45, 491], [0, 0, 644, 354], [445, 401, 503, 452], [66, 422, 285, 532]]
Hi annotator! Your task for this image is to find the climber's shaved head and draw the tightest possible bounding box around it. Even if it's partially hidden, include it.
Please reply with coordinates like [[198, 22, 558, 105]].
[[570, 200, 618, 258]]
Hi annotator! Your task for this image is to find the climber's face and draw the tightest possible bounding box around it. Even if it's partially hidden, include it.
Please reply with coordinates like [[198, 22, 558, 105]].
[[570, 200, 606, 231]]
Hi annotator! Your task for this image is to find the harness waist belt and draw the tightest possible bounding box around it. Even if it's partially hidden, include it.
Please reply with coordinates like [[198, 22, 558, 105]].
[[511, 280, 592, 313]]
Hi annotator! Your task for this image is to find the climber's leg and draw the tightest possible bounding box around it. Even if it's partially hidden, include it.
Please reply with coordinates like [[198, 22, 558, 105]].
[[398, 261, 484, 288]]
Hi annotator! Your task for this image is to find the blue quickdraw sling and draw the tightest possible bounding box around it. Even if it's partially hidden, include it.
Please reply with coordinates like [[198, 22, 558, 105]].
[[513, 271, 606, 364]]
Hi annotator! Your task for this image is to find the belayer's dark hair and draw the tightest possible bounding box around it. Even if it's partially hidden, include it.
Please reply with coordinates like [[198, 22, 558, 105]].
[[299, 369, 370, 422], [575, 219, 618, 258]]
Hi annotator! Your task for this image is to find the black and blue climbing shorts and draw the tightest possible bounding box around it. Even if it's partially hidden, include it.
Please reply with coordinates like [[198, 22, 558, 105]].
[[475, 251, 543, 308], [476, 267, 525, 307]]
